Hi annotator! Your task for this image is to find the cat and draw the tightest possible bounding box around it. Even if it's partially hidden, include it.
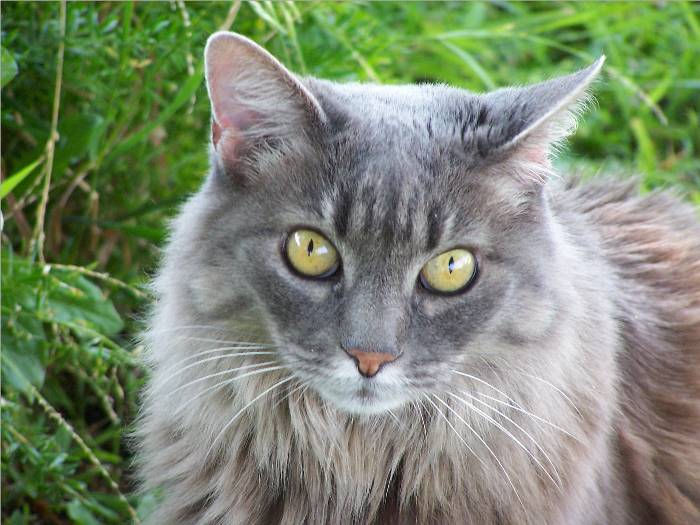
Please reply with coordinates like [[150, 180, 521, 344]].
[[136, 31, 700, 525]]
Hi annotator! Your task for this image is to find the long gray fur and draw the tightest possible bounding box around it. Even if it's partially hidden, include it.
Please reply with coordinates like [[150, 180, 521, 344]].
[[137, 32, 700, 524]]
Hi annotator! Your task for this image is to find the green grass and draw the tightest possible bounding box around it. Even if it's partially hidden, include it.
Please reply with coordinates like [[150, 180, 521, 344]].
[[1, 1, 699, 522]]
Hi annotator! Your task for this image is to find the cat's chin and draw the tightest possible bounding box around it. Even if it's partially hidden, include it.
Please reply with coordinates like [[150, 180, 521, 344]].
[[315, 385, 410, 416]]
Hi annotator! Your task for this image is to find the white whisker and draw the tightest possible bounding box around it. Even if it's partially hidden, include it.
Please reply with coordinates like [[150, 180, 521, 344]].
[[421, 394, 487, 471], [413, 400, 429, 438], [147, 325, 233, 335], [459, 390, 564, 488], [171, 362, 280, 395], [521, 372, 583, 418], [272, 381, 306, 410], [174, 364, 285, 415], [447, 391, 562, 491], [296, 384, 310, 403], [450, 369, 525, 410], [432, 394, 525, 509], [172, 336, 279, 347], [387, 409, 406, 430], [204, 376, 295, 463], [475, 392, 582, 443], [148, 325, 269, 340], [156, 351, 276, 389]]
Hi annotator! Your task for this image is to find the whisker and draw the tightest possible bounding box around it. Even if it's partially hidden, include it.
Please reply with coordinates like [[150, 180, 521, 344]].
[[432, 394, 525, 510], [147, 325, 235, 335], [159, 345, 275, 376], [170, 362, 280, 395], [449, 370, 526, 410], [459, 390, 564, 488], [171, 336, 280, 347], [272, 381, 306, 410], [421, 394, 488, 472], [319, 398, 344, 473], [156, 351, 276, 389], [387, 409, 406, 430], [271, 380, 294, 407], [413, 400, 429, 438], [520, 372, 584, 419], [447, 391, 562, 491], [204, 376, 295, 463], [296, 384, 310, 403], [148, 325, 268, 338], [173, 364, 285, 415], [474, 392, 582, 443]]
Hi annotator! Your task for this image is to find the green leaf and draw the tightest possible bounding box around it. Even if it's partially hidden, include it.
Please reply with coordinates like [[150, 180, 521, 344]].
[[0, 156, 44, 199], [56, 113, 105, 167], [45, 268, 124, 337], [440, 40, 496, 90], [2, 250, 124, 342], [1, 285, 47, 398], [1, 46, 18, 88], [1, 346, 45, 399], [630, 117, 657, 175], [8, 510, 28, 525], [105, 62, 205, 163], [67, 499, 102, 525]]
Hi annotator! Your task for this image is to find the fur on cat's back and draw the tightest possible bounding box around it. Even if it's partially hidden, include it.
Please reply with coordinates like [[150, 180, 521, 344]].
[[561, 177, 700, 524], [136, 31, 700, 525]]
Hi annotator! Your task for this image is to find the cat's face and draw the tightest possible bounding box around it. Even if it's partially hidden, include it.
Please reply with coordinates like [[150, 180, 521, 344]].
[[194, 32, 603, 414]]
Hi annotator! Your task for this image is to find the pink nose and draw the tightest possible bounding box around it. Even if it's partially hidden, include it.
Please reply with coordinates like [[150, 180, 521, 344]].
[[345, 348, 398, 377]]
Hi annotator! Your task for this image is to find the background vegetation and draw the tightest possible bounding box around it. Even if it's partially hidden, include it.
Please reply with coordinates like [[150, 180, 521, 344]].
[[2, 1, 698, 522]]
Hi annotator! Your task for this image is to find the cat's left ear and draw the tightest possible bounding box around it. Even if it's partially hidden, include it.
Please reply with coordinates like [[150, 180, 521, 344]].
[[204, 31, 326, 170], [474, 56, 605, 181]]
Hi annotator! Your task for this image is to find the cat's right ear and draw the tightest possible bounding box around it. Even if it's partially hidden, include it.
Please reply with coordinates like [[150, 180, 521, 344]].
[[204, 32, 326, 171]]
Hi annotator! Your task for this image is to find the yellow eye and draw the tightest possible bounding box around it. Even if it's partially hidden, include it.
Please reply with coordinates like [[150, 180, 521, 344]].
[[420, 249, 477, 294], [285, 229, 339, 278]]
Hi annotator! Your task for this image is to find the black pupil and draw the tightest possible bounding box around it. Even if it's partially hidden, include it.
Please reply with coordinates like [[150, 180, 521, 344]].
[[307, 239, 314, 256], [448, 256, 455, 274]]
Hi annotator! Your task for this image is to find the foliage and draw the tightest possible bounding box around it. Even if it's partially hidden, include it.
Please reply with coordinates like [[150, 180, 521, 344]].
[[1, 1, 699, 522]]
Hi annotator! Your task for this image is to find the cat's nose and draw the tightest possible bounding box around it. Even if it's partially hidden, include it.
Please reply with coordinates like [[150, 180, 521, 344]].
[[344, 348, 399, 378]]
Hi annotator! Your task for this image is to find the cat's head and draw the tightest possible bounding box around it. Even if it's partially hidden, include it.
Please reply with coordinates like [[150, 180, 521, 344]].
[[187, 32, 604, 415]]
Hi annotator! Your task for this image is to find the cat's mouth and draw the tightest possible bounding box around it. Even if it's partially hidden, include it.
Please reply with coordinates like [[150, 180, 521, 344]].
[[315, 377, 411, 415], [285, 345, 413, 414]]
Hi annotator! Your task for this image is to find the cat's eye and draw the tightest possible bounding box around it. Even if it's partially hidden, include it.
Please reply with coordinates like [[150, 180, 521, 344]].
[[285, 229, 340, 278], [420, 248, 477, 294]]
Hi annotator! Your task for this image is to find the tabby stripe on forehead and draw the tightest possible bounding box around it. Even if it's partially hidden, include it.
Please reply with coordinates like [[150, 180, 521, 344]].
[[426, 205, 443, 251], [381, 189, 402, 241], [333, 185, 353, 237], [361, 185, 377, 232]]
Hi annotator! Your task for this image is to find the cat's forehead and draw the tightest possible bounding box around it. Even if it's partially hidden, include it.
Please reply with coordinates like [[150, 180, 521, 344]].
[[301, 83, 493, 251], [319, 164, 452, 252], [309, 79, 472, 137]]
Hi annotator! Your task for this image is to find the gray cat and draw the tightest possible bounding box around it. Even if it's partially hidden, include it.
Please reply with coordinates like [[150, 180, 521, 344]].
[[137, 32, 700, 524]]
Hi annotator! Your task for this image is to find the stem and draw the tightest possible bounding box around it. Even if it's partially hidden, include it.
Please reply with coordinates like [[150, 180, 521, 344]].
[[46, 262, 150, 299], [30, 0, 67, 262], [32, 385, 141, 523]]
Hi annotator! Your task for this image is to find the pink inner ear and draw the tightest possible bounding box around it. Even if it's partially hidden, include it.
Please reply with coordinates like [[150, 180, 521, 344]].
[[211, 108, 261, 169], [223, 108, 259, 132], [207, 60, 261, 134], [211, 108, 259, 147], [213, 126, 243, 167]]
